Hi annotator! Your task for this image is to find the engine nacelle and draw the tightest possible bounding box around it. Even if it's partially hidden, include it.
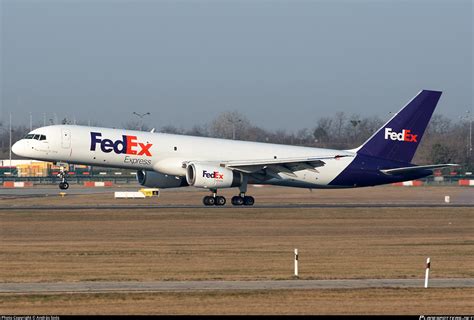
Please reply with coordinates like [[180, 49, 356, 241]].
[[186, 163, 242, 188], [136, 170, 188, 188]]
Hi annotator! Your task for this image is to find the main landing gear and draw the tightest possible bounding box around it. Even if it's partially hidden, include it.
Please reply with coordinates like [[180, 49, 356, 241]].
[[202, 193, 255, 206], [57, 166, 69, 190], [231, 194, 255, 206], [231, 177, 254, 206], [202, 187, 255, 207], [203, 189, 226, 206]]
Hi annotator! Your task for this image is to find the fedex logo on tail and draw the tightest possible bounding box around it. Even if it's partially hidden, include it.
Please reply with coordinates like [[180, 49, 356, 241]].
[[90, 132, 153, 156], [384, 128, 417, 142]]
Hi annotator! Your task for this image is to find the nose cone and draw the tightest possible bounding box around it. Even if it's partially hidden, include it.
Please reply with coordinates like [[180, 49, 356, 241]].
[[12, 140, 24, 156]]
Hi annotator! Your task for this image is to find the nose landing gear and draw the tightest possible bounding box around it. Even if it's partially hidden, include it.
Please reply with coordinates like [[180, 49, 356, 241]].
[[57, 166, 69, 190]]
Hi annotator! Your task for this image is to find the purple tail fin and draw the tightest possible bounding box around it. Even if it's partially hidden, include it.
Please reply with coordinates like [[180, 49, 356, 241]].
[[357, 90, 442, 163]]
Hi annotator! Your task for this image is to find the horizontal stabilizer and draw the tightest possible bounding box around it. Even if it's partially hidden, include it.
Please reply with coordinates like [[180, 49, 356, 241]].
[[380, 164, 459, 175]]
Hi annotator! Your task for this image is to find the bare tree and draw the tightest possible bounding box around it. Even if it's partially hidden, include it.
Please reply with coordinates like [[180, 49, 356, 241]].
[[122, 120, 151, 132], [209, 111, 251, 140], [334, 112, 346, 140], [1, 111, 472, 172], [426, 114, 452, 135], [160, 125, 184, 135], [185, 125, 209, 137], [313, 117, 332, 145]]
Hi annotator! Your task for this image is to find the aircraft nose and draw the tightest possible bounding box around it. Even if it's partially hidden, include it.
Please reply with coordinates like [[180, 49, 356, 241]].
[[12, 140, 23, 156]]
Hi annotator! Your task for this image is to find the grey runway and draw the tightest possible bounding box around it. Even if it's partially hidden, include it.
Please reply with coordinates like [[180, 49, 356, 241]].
[[0, 187, 122, 196], [1, 279, 473, 294], [0, 187, 200, 196], [2, 186, 473, 209]]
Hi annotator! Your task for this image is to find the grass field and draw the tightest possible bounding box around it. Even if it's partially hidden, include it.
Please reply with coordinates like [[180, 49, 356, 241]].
[[2, 289, 473, 314], [0, 186, 473, 314]]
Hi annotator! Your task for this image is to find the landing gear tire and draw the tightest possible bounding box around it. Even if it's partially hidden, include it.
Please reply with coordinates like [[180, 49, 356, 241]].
[[231, 195, 255, 206], [203, 196, 215, 206], [231, 196, 244, 206], [215, 196, 226, 206], [243, 196, 255, 206], [59, 182, 69, 190], [203, 195, 226, 206]]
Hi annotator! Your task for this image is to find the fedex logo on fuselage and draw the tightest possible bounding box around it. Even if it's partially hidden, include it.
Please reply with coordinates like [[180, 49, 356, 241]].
[[384, 128, 417, 142], [203, 170, 224, 179], [90, 132, 153, 156]]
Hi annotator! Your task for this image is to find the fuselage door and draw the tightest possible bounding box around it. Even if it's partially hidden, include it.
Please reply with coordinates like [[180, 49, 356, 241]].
[[61, 129, 71, 149]]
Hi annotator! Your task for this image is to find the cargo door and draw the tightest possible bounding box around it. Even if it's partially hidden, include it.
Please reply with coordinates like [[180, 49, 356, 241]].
[[61, 129, 71, 149]]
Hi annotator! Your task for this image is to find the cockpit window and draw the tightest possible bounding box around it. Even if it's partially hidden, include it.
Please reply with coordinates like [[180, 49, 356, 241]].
[[24, 134, 46, 140]]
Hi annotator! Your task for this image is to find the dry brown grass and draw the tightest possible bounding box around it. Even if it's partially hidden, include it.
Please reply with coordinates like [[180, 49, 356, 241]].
[[1, 288, 473, 314]]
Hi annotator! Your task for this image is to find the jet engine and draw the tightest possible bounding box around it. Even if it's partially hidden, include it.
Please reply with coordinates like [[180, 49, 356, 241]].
[[186, 163, 242, 188], [136, 170, 188, 188]]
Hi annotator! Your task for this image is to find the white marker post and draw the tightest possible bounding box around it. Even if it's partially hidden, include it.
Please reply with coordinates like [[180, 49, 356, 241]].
[[294, 249, 299, 279], [424, 257, 430, 288]]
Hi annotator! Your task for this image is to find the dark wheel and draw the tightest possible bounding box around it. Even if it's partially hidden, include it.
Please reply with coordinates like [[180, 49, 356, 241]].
[[231, 196, 244, 206], [215, 196, 226, 206], [203, 196, 211, 206], [59, 182, 65, 190], [62, 182, 69, 190], [203, 196, 216, 206], [243, 196, 255, 206], [207, 196, 216, 206]]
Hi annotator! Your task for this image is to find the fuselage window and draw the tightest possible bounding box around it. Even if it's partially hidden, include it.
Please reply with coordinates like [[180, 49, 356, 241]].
[[33, 134, 40, 140], [40, 135, 46, 141], [24, 134, 34, 139]]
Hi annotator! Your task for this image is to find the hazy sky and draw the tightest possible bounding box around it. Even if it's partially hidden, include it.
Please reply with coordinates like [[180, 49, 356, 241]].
[[1, 0, 472, 130]]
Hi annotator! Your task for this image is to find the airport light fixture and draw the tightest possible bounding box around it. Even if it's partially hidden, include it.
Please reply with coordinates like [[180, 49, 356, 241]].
[[0, 113, 13, 173], [132, 112, 151, 131], [460, 110, 472, 157], [10, 113, 12, 172], [0, 122, 11, 171], [228, 118, 242, 140]]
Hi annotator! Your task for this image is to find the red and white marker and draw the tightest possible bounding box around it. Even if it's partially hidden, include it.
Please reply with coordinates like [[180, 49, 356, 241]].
[[425, 257, 431, 288]]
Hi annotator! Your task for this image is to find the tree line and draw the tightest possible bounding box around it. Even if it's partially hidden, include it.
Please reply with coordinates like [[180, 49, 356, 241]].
[[1, 111, 472, 171]]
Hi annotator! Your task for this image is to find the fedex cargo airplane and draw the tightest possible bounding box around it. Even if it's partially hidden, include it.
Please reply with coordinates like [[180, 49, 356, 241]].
[[12, 90, 456, 206]]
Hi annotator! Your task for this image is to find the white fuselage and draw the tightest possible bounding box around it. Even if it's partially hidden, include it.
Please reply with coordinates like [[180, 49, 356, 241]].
[[12, 125, 355, 188]]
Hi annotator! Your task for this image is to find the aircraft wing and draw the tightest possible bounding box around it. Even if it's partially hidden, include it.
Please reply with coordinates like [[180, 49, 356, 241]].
[[380, 163, 458, 175], [221, 155, 354, 176]]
